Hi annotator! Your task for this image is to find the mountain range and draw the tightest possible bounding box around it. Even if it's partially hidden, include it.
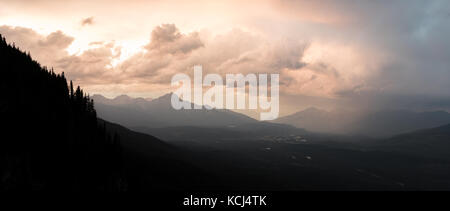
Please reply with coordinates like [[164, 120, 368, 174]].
[[92, 94, 450, 138], [92, 93, 258, 129], [273, 107, 450, 137]]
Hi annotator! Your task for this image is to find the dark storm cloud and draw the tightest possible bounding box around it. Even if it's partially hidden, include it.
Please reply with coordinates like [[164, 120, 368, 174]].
[[273, 0, 450, 110]]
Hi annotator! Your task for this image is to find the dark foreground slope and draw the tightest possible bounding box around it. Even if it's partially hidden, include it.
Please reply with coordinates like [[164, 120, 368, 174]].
[[98, 119, 222, 191]]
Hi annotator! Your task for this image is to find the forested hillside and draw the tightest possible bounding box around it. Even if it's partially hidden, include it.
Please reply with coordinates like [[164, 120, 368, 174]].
[[0, 34, 125, 191]]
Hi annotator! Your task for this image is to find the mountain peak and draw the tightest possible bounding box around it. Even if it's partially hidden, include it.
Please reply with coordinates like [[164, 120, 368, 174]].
[[92, 94, 107, 100], [93, 94, 145, 105], [302, 107, 324, 113], [114, 94, 132, 101], [154, 92, 174, 101], [295, 107, 327, 116]]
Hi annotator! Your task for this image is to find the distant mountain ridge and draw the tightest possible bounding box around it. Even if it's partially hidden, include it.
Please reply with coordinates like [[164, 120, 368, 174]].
[[274, 107, 450, 137], [92, 94, 151, 107], [92, 93, 258, 129], [370, 123, 450, 160]]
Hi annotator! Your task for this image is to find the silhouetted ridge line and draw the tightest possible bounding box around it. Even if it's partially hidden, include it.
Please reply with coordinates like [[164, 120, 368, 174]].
[[0, 34, 125, 191]]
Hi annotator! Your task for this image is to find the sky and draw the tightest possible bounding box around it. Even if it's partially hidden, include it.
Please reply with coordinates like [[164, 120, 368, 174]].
[[1, 0, 450, 117]]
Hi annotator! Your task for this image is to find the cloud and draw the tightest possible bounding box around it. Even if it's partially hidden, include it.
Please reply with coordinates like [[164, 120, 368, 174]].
[[0, 25, 73, 66], [0, 25, 117, 86], [56, 42, 119, 83], [81, 17, 94, 26], [0, 24, 357, 101], [114, 24, 204, 84], [115, 25, 313, 95], [145, 24, 204, 54]]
